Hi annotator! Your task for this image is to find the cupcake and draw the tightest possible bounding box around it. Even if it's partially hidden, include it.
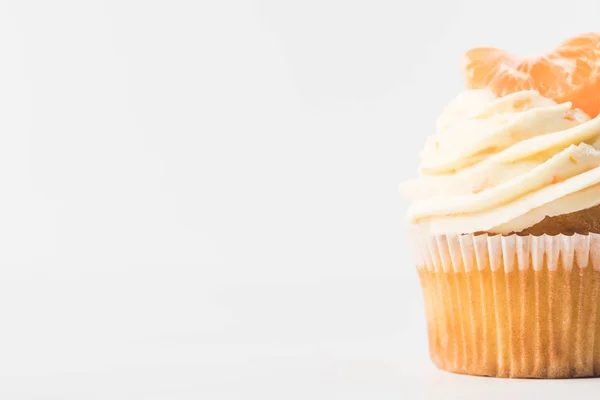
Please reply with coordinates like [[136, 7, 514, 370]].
[[402, 33, 600, 378]]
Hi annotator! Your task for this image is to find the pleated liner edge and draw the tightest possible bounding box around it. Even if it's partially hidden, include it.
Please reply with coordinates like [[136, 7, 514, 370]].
[[412, 232, 600, 378]]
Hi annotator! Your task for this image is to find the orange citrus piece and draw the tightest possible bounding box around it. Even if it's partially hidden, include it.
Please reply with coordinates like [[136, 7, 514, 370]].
[[462, 32, 600, 117]]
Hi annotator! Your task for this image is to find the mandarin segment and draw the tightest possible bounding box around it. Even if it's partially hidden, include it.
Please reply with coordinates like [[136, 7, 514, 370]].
[[462, 33, 600, 117]]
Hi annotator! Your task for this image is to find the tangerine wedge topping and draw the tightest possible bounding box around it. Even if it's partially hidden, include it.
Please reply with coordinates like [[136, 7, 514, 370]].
[[462, 32, 600, 117]]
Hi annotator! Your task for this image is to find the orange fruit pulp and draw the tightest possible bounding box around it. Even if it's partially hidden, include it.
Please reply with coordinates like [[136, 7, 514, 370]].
[[462, 32, 600, 118]]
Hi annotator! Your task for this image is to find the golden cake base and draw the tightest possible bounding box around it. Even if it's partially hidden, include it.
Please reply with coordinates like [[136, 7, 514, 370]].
[[418, 266, 600, 378]]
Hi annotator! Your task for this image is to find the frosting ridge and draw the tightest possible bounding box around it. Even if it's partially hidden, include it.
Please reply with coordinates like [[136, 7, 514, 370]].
[[402, 90, 600, 234]]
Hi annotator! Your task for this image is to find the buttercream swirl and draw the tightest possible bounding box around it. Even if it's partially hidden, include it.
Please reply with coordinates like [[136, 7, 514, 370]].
[[402, 90, 600, 235]]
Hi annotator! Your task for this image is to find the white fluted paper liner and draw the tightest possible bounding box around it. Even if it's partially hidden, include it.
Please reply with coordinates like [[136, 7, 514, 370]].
[[412, 229, 600, 378], [410, 232, 600, 272]]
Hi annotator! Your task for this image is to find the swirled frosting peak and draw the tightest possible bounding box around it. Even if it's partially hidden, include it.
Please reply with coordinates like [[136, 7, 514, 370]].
[[402, 90, 600, 235]]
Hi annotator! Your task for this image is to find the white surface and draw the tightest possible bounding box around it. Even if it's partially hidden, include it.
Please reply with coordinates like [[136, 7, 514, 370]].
[[1, 0, 600, 398]]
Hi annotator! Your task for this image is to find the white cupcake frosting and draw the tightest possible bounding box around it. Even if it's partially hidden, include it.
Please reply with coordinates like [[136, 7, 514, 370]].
[[402, 90, 600, 235]]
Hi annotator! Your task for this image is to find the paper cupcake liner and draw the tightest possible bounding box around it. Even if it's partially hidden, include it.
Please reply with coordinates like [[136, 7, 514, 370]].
[[411, 232, 600, 378]]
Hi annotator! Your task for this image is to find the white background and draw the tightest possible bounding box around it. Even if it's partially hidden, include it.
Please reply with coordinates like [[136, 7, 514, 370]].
[[2, 0, 600, 398]]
